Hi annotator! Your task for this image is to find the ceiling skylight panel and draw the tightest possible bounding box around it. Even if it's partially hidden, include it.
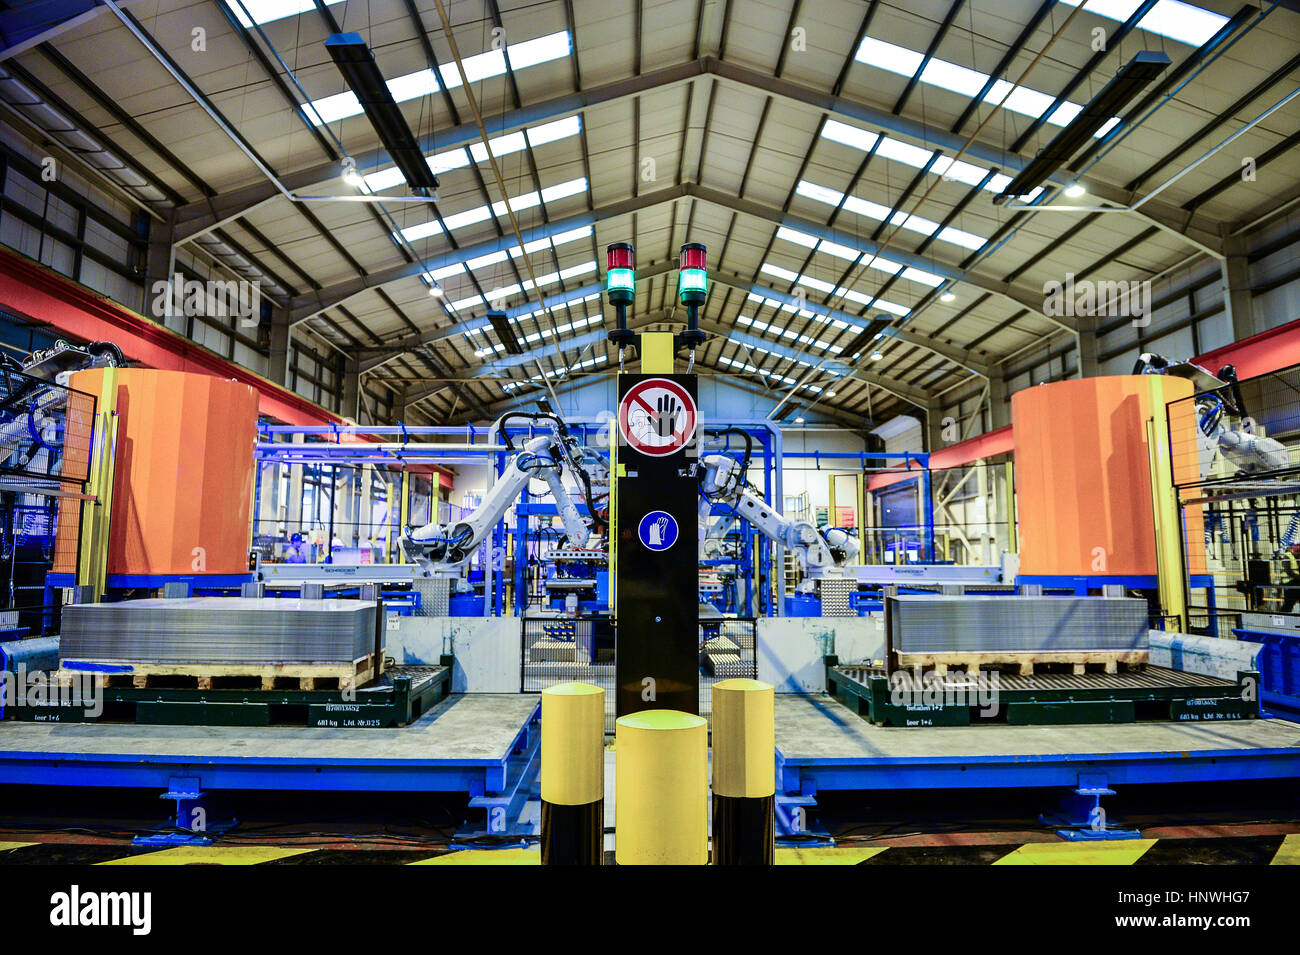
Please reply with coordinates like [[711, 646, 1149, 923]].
[[232, 0, 341, 27], [855, 37, 1119, 132], [1059, 0, 1228, 46], [308, 31, 571, 125], [365, 117, 580, 192]]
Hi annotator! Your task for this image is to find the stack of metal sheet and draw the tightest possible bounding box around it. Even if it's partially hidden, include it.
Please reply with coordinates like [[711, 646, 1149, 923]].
[[414, 578, 451, 616], [819, 578, 857, 617], [60, 597, 378, 664], [887, 595, 1149, 654]]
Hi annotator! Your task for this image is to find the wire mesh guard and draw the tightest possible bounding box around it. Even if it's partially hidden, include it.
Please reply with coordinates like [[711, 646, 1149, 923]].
[[520, 617, 757, 732], [0, 369, 96, 485]]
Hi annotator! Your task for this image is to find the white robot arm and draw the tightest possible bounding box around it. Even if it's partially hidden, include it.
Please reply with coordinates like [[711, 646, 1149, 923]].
[[401, 433, 592, 574], [699, 453, 858, 591]]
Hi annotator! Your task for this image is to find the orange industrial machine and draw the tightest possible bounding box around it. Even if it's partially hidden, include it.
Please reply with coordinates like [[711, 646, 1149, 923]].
[[54, 369, 259, 577], [1012, 375, 1205, 580]]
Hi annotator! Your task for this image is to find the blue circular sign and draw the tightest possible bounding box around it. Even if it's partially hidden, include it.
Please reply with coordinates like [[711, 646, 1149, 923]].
[[637, 511, 679, 552]]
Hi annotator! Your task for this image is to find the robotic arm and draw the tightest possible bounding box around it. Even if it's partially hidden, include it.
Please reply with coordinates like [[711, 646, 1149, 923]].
[[699, 452, 858, 592], [1136, 353, 1290, 475], [400, 420, 595, 575]]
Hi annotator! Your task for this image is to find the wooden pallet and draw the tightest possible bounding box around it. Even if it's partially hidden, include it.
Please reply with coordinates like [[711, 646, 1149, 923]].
[[57, 654, 377, 691], [892, 649, 1148, 677]]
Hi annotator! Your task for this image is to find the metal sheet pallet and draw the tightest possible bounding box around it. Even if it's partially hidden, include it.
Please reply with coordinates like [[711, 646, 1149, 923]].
[[825, 656, 1260, 727], [5, 663, 451, 728]]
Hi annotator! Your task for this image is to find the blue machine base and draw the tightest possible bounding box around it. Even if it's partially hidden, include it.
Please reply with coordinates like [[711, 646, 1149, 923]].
[[131, 832, 215, 848], [1052, 826, 1144, 842], [784, 594, 822, 617]]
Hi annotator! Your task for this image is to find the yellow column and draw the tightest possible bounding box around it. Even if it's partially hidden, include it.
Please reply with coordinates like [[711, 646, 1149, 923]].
[[541, 682, 605, 865], [615, 709, 707, 865], [77, 367, 120, 600], [712, 678, 775, 865], [856, 474, 867, 562], [1004, 461, 1017, 554], [639, 332, 675, 374], [1145, 377, 1188, 630]]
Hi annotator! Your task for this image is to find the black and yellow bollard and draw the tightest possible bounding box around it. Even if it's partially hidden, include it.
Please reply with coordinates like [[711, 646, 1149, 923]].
[[541, 682, 605, 865], [615, 709, 708, 865], [711, 678, 775, 865]]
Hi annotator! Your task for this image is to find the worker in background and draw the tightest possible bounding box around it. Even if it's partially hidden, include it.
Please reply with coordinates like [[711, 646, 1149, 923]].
[[284, 532, 309, 564], [1282, 543, 1300, 613]]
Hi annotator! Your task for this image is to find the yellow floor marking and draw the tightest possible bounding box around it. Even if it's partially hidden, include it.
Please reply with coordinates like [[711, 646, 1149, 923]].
[[0, 842, 35, 852], [1271, 834, 1300, 865], [99, 846, 313, 865], [776, 846, 888, 865], [993, 839, 1157, 865], [412, 847, 539, 865]]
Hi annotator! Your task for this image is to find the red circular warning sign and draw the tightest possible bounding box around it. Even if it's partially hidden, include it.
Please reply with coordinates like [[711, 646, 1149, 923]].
[[618, 378, 697, 457]]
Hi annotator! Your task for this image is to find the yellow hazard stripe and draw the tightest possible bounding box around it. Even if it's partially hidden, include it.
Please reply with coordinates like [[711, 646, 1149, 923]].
[[411, 848, 539, 865], [1271, 833, 1300, 864], [776, 846, 887, 865], [99, 846, 313, 865], [994, 839, 1157, 865]]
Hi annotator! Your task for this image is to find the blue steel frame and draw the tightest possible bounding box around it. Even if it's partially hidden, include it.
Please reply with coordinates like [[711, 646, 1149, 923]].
[[0, 702, 542, 835], [774, 734, 1300, 838], [776, 739, 1300, 795]]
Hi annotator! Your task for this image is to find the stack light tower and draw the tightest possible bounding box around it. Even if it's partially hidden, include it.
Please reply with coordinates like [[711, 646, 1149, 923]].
[[605, 239, 703, 718], [605, 242, 638, 363], [677, 242, 709, 357]]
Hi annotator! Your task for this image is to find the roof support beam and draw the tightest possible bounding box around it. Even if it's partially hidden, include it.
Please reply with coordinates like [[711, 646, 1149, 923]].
[[709, 270, 995, 378], [721, 326, 931, 409], [173, 57, 1223, 255], [291, 182, 1058, 346], [288, 185, 688, 325], [171, 60, 707, 242]]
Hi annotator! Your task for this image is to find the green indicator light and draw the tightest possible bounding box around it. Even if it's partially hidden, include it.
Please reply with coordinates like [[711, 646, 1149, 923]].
[[679, 267, 707, 301], [606, 268, 635, 294]]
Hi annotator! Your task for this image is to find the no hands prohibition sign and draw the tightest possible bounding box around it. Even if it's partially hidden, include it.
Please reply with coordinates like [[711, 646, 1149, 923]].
[[617, 377, 697, 457]]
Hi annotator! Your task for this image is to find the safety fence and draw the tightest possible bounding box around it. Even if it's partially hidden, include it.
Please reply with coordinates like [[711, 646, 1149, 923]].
[[1167, 362, 1300, 636], [520, 616, 757, 732]]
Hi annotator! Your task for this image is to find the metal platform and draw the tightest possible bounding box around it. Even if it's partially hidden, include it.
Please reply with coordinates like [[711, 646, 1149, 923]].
[[0, 693, 541, 834]]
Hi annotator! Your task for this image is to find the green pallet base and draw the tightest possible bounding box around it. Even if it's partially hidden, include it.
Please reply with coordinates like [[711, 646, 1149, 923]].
[[4, 661, 452, 728], [826, 657, 1261, 728]]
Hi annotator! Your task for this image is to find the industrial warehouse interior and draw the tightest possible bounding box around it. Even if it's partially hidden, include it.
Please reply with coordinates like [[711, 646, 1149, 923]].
[[0, 0, 1298, 912]]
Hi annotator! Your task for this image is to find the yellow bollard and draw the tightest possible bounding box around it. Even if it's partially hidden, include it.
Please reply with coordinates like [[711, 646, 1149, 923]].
[[711, 678, 775, 865], [541, 682, 605, 865], [614, 709, 708, 865]]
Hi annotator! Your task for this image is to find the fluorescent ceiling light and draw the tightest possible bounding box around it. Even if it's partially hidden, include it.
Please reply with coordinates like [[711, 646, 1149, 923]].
[[401, 177, 588, 243], [365, 116, 581, 192], [448, 260, 597, 311], [1064, 183, 1087, 198], [821, 119, 1044, 201], [759, 261, 912, 316], [424, 226, 593, 283], [736, 314, 844, 354], [795, 181, 986, 251], [775, 226, 944, 287], [308, 31, 572, 126], [1058, 0, 1228, 46], [855, 36, 1119, 133]]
